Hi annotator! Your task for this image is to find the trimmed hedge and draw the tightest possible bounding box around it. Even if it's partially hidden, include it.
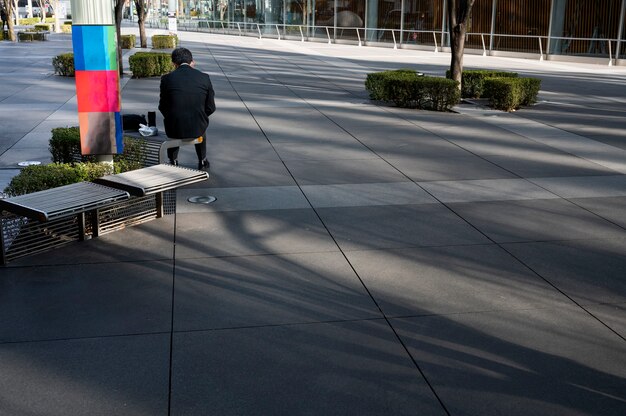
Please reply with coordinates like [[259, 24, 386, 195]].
[[152, 34, 178, 49], [484, 77, 542, 111], [519, 77, 542, 106], [446, 69, 518, 98], [18, 17, 41, 25], [3, 163, 114, 197], [365, 70, 460, 111], [129, 51, 173, 77], [365, 69, 420, 101], [49, 126, 146, 170], [61, 23, 72, 33], [52, 52, 75, 76], [49, 127, 84, 162], [34, 23, 52, 31], [120, 34, 136, 49]]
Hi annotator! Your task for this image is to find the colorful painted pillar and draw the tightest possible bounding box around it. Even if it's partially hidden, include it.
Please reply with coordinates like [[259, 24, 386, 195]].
[[71, 0, 122, 157]]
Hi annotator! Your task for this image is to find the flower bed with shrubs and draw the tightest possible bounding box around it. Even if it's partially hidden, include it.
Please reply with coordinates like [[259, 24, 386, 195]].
[[152, 34, 178, 49], [3, 163, 114, 196], [445, 69, 541, 111], [120, 34, 136, 49], [129, 52, 174, 77], [52, 53, 75, 76], [34, 23, 52, 32], [365, 69, 460, 112], [446, 69, 519, 98], [3, 127, 146, 197], [484, 77, 542, 111], [18, 17, 41, 25], [49, 126, 146, 167]]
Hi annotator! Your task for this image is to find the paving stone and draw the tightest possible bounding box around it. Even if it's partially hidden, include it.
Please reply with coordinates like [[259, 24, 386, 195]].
[[173, 252, 381, 330], [171, 321, 446, 415]]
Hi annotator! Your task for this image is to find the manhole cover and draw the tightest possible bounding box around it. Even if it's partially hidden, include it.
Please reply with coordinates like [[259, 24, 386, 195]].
[[18, 161, 42, 167], [187, 196, 217, 204]]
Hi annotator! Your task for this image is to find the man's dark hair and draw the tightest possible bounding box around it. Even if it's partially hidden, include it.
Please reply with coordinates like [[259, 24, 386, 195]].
[[171, 47, 193, 65]]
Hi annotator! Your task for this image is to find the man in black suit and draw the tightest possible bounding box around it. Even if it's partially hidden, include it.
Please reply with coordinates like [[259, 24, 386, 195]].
[[159, 47, 216, 170], [1, 7, 8, 31]]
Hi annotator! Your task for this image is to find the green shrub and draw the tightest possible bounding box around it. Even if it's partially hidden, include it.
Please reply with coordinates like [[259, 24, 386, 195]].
[[52, 52, 75, 76], [365, 69, 420, 100], [120, 34, 136, 49], [34, 23, 52, 31], [0, 30, 3, 41], [151, 34, 178, 49], [49, 126, 146, 169], [484, 78, 524, 111], [3, 163, 113, 196], [49, 127, 83, 162], [129, 51, 173, 77], [365, 70, 459, 111], [18, 17, 41, 25], [44, 17, 55, 23], [446, 69, 518, 98], [61, 24, 72, 33], [520, 77, 542, 105], [420, 78, 462, 111]]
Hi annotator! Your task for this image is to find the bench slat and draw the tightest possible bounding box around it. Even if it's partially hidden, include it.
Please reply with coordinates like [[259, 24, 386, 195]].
[[94, 165, 209, 196], [0, 182, 130, 222]]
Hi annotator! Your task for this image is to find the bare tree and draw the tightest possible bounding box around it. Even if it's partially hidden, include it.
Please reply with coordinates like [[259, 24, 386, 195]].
[[114, 0, 125, 76], [1, 0, 16, 41], [134, 0, 147, 48], [34, 0, 44, 22], [448, 0, 475, 90]]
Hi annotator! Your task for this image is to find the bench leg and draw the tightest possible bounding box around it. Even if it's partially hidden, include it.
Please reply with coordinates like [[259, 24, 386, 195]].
[[78, 213, 86, 240], [91, 209, 100, 238], [156, 193, 164, 218], [0, 220, 6, 266]]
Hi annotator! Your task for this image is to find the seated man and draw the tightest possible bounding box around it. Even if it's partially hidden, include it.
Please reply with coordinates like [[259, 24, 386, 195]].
[[158, 47, 216, 170]]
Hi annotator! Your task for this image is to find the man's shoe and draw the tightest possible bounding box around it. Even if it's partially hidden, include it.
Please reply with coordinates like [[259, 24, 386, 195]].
[[169, 159, 178, 166], [198, 159, 210, 171]]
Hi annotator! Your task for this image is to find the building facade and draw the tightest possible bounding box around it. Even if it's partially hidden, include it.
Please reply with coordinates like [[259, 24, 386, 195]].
[[143, 0, 625, 63]]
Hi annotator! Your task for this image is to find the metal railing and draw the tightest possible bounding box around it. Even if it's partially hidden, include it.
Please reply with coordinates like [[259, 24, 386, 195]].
[[140, 18, 623, 65]]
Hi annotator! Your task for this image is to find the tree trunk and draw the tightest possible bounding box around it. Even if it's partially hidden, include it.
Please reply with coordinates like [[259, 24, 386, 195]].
[[35, 0, 44, 22], [114, 0, 124, 76], [135, 0, 147, 48], [3, 0, 16, 41], [447, 0, 475, 90], [449, 19, 466, 87]]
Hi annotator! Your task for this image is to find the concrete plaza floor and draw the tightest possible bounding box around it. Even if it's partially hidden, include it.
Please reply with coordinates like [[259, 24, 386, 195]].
[[1, 28, 625, 415]]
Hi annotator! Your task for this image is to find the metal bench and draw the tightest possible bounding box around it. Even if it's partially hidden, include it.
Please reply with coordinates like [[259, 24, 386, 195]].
[[17, 30, 50, 41], [0, 182, 130, 265], [123, 132, 202, 166], [94, 164, 209, 217], [0, 165, 208, 265]]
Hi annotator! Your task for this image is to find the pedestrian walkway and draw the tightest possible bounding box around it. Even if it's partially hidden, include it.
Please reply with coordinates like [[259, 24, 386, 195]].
[[0, 29, 625, 415]]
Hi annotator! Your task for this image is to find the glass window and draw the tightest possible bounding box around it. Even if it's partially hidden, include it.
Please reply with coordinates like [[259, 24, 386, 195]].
[[492, 0, 550, 53], [463, 0, 493, 50], [403, 0, 444, 45], [551, 0, 622, 56]]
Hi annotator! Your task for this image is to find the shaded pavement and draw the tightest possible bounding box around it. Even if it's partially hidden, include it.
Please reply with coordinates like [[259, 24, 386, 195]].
[[0, 28, 625, 415]]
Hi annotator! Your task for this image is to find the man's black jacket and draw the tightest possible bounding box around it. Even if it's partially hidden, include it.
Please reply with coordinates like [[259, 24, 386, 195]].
[[159, 64, 216, 139]]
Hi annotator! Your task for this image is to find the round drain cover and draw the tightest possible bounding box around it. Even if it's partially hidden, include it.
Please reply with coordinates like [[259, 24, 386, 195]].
[[18, 161, 42, 167], [187, 196, 217, 204]]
